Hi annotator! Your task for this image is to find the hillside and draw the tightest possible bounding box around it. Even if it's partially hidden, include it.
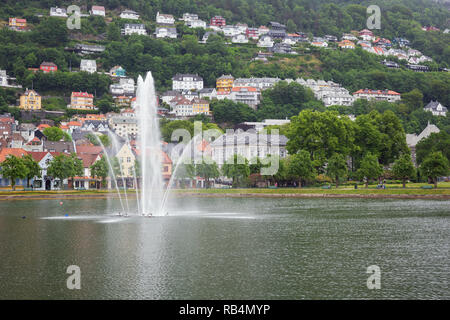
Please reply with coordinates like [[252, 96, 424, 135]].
[[0, 0, 449, 134]]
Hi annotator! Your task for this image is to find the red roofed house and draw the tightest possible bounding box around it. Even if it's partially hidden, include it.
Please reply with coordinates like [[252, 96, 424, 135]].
[[40, 62, 58, 73], [9, 18, 27, 30], [24, 136, 43, 152], [230, 86, 260, 109], [28, 151, 60, 190], [91, 5, 106, 16], [73, 152, 102, 189], [359, 29, 374, 41], [37, 123, 50, 131], [353, 89, 401, 103], [69, 92, 96, 110], [210, 16, 226, 27]]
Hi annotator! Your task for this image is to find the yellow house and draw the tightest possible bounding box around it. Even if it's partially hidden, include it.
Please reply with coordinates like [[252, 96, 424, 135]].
[[19, 89, 41, 110], [192, 98, 210, 115], [216, 74, 234, 93], [115, 143, 136, 178], [9, 18, 27, 30]]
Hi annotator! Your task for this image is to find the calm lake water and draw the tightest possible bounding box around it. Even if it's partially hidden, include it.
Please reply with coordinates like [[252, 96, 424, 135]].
[[0, 197, 449, 299]]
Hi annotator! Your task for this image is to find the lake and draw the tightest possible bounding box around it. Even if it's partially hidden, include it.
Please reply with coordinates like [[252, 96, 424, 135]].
[[0, 197, 448, 299]]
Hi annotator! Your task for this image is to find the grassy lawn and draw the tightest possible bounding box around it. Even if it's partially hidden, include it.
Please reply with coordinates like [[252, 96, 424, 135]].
[[0, 182, 449, 197]]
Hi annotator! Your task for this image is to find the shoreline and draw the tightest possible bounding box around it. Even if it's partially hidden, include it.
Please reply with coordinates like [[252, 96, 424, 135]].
[[0, 190, 449, 201]]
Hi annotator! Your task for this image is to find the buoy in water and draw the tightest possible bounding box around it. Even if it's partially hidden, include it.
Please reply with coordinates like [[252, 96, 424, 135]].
[[64, 214, 69, 217], [22, 216, 26, 219], [59, 202, 63, 205]]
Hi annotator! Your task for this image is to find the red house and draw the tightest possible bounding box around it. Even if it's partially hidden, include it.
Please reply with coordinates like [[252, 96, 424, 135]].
[[246, 28, 259, 39], [40, 62, 57, 73], [210, 16, 226, 27]]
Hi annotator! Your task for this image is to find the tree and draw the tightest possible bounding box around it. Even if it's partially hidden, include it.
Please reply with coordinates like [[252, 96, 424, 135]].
[[90, 157, 108, 188], [43, 127, 71, 142], [287, 110, 355, 169], [196, 158, 220, 188], [392, 153, 416, 188], [288, 150, 316, 188], [47, 155, 70, 189], [416, 131, 450, 165], [326, 153, 348, 188], [221, 155, 250, 188], [357, 153, 383, 188], [401, 89, 423, 111], [87, 133, 111, 147], [22, 154, 41, 188], [0, 155, 27, 190], [67, 153, 83, 189], [420, 152, 449, 188]]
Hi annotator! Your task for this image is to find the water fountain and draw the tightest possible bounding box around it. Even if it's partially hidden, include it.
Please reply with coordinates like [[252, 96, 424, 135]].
[[136, 72, 165, 216]]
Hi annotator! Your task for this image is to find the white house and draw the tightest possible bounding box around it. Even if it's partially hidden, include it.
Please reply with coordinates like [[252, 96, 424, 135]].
[[122, 24, 147, 35], [156, 12, 175, 24], [424, 101, 447, 116], [182, 13, 198, 22], [91, 5, 105, 16], [257, 36, 274, 48], [210, 131, 288, 166], [50, 7, 68, 17], [234, 77, 280, 90], [119, 78, 136, 95], [232, 34, 248, 44], [80, 59, 97, 73], [120, 10, 139, 20], [353, 89, 401, 102], [188, 19, 206, 29], [172, 74, 204, 91], [155, 27, 177, 39], [230, 87, 260, 109], [222, 25, 240, 37]]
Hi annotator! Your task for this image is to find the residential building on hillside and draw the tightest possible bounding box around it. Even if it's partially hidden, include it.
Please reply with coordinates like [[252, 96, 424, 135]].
[[424, 101, 447, 116], [338, 40, 355, 49], [238, 119, 291, 131], [91, 6, 105, 16], [172, 74, 204, 91], [232, 34, 248, 44], [9, 18, 26, 30], [258, 26, 270, 36], [359, 29, 374, 41], [234, 77, 280, 90], [246, 28, 259, 39], [120, 10, 139, 20], [198, 88, 217, 100], [50, 7, 68, 17], [110, 65, 126, 77], [43, 141, 75, 154], [122, 23, 147, 35], [191, 98, 210, 115], [257, 36, 274, 48], [230, 87, 260, 109], [80, 59, 97, 73], [353, 89, 401, 102], [68, 92, 96, 110], [155, 27, 177, 38], [156, 12, 175, 24], [19, 89, 41, 110], [74, 44, 105, 55], [210, 16, 226, 27], [270, 43, 296, 54], [109, 116, 138, 138], [216, 75, 234, 93], [40, 62, 57, 73], [222, 25, 240, 37], [182, 13, 198, 22], [187, 19, 206, 28]]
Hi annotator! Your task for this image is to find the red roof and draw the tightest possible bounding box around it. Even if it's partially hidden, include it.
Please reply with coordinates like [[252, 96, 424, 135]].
[[77, 153, 100, 168], [76, 145, 103, 155], [37, 124, 50, 130], [0, 148, 28, 162], [10, 18, 26, 23], [92, 6, 105, 11], [231, 86, 258, 92], [354, 89, 400, 95], [29, 151, 50, 162], [67, 121, 81, 127], [71, 92, 94, 98]]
